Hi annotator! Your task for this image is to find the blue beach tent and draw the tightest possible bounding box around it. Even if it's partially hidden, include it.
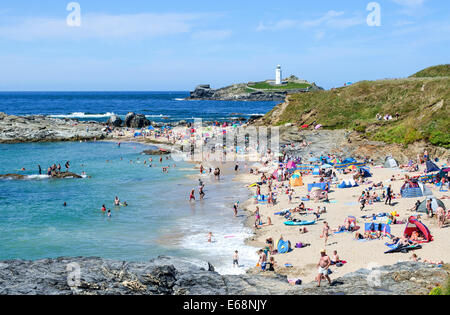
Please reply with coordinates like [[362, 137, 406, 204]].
[[277, 239, 291, 254], [426, 160, 440, 173]]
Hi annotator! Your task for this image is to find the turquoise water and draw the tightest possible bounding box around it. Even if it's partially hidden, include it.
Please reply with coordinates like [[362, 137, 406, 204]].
[[0, 142, 257, 274]]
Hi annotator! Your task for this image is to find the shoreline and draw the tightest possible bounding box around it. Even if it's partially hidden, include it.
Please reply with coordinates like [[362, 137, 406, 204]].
[[1, 113, 449, 287], [235, 157, 450, 284]]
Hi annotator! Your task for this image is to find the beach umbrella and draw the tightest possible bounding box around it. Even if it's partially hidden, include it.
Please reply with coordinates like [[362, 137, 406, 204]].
[[321, 164, 332, 169], [348, 165, 357, 170], [308, 157, 318, 163]]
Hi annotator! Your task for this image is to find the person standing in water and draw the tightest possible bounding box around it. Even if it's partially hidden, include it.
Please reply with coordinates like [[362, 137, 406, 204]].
[[38, 165, 42, 175], [233, 202, 238, 217], [199, 185, 205, 200], [65, 161, 70, 171], [114, 196, 120, 206], [233, 251, 239, 268], [189, 189, 196, 201]]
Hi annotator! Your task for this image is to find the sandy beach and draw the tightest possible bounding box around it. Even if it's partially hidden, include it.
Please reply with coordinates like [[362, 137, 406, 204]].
[[237, 162, 449, 283]]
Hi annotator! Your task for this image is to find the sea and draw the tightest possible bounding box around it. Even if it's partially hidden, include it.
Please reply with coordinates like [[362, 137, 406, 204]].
[[0, 92, 277, 274]]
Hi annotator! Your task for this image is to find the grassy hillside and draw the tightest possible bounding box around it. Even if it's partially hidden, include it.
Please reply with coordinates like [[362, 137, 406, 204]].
[[261, 70, 449, 148], [410, 64, 450, 78]]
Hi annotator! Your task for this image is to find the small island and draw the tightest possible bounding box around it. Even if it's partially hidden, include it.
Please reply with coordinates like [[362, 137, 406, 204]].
[[187, 65, 323, 101]]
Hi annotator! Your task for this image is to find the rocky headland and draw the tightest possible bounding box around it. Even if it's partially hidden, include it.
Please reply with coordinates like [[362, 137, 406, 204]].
[[187, 81, 323, 101], [0, 256, 446, 295], [0, 112, 111, 144]]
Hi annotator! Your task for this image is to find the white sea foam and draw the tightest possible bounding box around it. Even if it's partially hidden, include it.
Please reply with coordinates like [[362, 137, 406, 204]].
[[145, 114, 171, 118], [182, 225, 258, 275], [24, 175, 50, 180], [49, 112, 115, 119]]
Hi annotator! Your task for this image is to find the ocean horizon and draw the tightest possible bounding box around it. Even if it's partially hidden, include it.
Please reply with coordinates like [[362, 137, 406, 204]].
[[0, 91, 276, 123]]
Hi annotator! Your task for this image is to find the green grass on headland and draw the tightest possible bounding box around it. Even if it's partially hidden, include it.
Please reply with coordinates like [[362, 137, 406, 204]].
[[248, 81, 311, 90], [261, 65, 450, 148], [410, 64, 450, 78]]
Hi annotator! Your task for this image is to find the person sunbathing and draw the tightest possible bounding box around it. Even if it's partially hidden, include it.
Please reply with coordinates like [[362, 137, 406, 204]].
[[423, 259, 444, 266], [354, 232, 365, 240]]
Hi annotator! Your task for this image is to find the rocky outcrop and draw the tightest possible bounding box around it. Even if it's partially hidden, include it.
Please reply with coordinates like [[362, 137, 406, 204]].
[[187, 84, 309, 101], [124, 113, 150, 128], [0, 257, 446, 295], [189, 85, 216, 99], [142, 149, 170, 156], [299, 262, 448, 295], [0, 172, 83, 180], [0, 256, 299, 295], [0, 113, 110, 144], [107, 115, 123, 127]]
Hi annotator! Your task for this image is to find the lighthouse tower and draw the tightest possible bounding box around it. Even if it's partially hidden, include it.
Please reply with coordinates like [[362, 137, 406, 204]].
[[275, 65, 282, 85]]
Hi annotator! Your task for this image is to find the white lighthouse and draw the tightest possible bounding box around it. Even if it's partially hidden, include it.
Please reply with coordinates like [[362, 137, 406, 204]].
[[275, 65, 282, 85]]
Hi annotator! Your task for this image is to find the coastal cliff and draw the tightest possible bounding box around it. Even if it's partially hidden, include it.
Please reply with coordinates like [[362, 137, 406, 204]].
[[0, 257, 447, 295]]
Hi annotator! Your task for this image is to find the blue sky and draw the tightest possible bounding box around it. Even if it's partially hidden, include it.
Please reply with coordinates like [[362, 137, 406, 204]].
[[0, 0, 448, 91]]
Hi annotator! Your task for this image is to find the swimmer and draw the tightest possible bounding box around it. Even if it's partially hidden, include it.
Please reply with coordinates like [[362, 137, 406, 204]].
[[101, 205, 106, 212], [107, 210, 112, 218], [207, 232, 213, 243], [114, 196, 120, 206]]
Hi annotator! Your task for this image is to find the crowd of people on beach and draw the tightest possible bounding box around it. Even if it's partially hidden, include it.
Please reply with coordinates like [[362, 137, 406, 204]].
[[239, 147, 449, 287]]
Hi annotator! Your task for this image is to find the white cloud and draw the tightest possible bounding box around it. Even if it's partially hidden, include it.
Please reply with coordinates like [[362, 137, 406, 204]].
[[0, 13, 204, 41], [392, 0, 426, 7], [256, 10, 364, 32], [392, 0, 428, 16], [302, 10, 345, 27], [191, 30, 232, 40]]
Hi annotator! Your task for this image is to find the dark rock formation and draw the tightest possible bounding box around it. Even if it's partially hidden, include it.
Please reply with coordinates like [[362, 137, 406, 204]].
[[107, 115, 123, 127], [142, 149, 170, 156], [124, 113, 150, 128], [299, 262, 448, 295], [0, 172, 83, 180], [189, 85, 216, 99], [0, 256, 298, 295], [0, 257, 446, 295], [0, 113, 109, 143]]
